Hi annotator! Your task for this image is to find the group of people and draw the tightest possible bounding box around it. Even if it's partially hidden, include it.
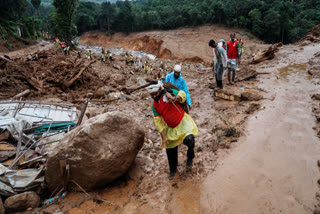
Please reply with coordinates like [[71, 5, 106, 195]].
[[208, 32, 244, 89], [54, 37, 71, 56], [124, 53, 135, 65], [100, 49, 113, 62], [147, 33, 245, 180], [146, 64, 195, 179]]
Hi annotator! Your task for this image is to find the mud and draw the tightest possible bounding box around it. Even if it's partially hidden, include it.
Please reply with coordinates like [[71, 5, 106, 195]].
[[201, 44, 320, 214], [1, 25, 319, 214], [80, 25, 266, 65]]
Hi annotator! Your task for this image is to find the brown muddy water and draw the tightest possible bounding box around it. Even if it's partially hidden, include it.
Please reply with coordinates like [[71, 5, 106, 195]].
[[200, 44, 320, 214]]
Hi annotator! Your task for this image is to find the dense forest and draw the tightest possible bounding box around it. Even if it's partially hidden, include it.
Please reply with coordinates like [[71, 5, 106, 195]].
[[0, 0, 319, 45]]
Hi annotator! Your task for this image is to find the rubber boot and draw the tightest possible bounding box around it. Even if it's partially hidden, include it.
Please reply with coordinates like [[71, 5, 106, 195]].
[[219, 80, 223, 89], [183, 135, 195, 167], [232, 70, 236, 83], [166, 147, 178, 179], [228, 73, 231, 85]]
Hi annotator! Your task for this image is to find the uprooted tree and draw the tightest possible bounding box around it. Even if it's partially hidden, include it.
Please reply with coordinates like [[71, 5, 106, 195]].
[[52, 0, 79, 41]]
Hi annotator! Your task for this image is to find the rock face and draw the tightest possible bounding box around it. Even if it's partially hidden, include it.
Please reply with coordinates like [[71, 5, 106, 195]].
[[4, 192, 40, 213], [45, 112, 145, 192]]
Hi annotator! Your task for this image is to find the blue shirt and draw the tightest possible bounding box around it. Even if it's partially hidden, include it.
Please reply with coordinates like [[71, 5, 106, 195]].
[[165, 72, 192, 106]]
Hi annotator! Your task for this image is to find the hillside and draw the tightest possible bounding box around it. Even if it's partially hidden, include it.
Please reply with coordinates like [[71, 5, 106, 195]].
[[80, 25, 266, 65]]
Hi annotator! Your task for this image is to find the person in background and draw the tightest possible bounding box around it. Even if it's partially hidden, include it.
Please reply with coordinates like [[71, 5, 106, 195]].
[[165, 65, 192, 111]]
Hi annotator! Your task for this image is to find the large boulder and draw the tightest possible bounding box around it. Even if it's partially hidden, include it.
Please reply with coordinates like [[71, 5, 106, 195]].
[[4, 191, 40, 213], [0, 196, 5, 214], [45, 112, 145, 192]]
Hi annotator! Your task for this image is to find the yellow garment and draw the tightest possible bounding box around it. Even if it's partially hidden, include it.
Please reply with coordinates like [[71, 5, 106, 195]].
[[153, 90, 197, 149], [154, 113, 198, 149], [177, 91, 186, 103]]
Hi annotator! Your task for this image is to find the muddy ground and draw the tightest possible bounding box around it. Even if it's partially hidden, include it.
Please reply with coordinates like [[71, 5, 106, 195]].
[[1, 24, 320, 214]]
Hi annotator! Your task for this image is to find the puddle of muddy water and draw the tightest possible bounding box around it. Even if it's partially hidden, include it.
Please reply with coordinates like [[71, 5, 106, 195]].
[[278, 63, 308, 80]]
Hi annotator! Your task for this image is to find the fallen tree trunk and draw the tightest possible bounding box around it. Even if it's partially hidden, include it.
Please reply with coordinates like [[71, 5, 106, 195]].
[[13, 89, 31, 99], [251, 43, 282, 64], [63, 60, 96, 88]]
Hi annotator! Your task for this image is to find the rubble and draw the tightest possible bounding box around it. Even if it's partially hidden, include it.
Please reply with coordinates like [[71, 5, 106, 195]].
[[297, 24, 320, 44], [0, 34, 272, 212], [4, 191, 40, 213], [0, 50, 104, 100], [45, 112, 145, 192]]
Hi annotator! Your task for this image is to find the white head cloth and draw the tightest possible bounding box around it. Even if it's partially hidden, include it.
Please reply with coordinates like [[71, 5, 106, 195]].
[[174, 64, 181, 72], [147, 81, 163, 93]]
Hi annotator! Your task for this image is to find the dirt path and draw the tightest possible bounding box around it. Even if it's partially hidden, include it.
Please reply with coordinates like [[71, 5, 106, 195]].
[[200, 44, 320, 213], [5, 40, 52, 59]]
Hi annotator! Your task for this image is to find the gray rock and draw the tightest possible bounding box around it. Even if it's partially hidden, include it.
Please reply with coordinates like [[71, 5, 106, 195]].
[[136, 77, 147, 86], [45, 112, 145, 191], [4, 192, 40, 213]]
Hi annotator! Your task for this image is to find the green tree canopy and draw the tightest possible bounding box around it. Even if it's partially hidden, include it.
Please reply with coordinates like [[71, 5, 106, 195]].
[[52, 0, 79, 40]]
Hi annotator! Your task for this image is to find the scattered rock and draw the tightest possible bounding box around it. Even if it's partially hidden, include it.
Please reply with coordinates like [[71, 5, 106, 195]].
[[245, 103, 261, 114], [312, 94, 320, 101], [85, 107, 107, 119], [301, 40, 312, 46], [241, 92, 263, 101], [113, 64, 121, 70], [93, 86, 110, 99], [45, 112, 145, 192], [136, 77, 148, 86], [4, 191, 40, 213]]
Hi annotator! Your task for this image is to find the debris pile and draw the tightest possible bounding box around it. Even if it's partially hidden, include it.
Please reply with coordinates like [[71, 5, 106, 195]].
[[0, 49, 104, 100], [298, 24, 320, 45], [0, 100, 77, 212]]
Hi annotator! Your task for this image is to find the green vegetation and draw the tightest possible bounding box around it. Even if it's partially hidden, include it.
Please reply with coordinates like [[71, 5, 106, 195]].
[[52, 0, 79, 40], [71, 0, 319, 44], [0, 0, 319, 45], [0, 0, 41, 44]]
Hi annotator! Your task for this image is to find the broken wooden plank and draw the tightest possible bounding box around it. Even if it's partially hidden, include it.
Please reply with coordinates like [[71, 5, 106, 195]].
[[26, 77, 42, 91], [19, 153, 48, 167], [13, 89, 31, 99], [77, 100, 88, 126], [0, 55, 13, 63], [63, 60, 96, 88], [251, 43, 282, 64], [214, 88, 241, 101]]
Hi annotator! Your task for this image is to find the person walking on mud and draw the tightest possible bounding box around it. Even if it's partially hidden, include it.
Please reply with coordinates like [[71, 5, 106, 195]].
[[165, 65, 192, 111], [87, 50, 92, 60], [209, 39, 227, 89], [226, 33, 241, 84], [147, 81, 198, 179]]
